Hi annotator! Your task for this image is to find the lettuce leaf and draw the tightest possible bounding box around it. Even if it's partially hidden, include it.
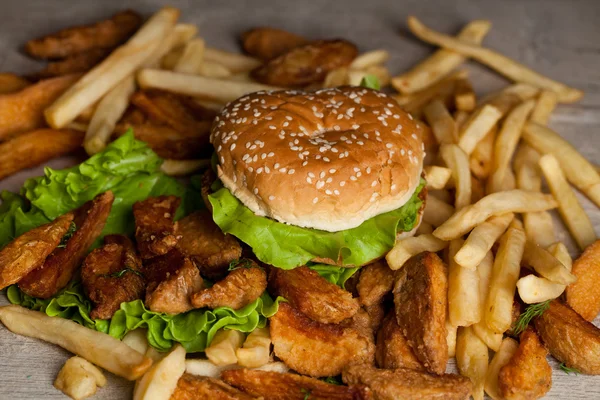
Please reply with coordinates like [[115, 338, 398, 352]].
[[309, 265, 359, 288], [7, 282, 282, 353], [209, 180, 425, 269]]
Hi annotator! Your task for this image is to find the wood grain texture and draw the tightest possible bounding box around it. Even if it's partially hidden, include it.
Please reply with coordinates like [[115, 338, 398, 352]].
[[1, 0, 599, 398]]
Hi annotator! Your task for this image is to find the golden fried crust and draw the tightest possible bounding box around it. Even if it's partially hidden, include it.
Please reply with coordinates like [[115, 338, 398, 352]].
[[269, 266, 359, 324], [393, 252, 448, 375], [81, 234, 145, 320], [375, 312, 424, 371], [221, 369, 372, 400], [133, 195, 180, 259], [498, 328, 552, 400], [270, 303, 375, 377], [241, 27, 308, 61], [534, 300, 600, 375], [566, 240, 600, 321], [29, 48, 110, 80], [0, 212, 74, 290], [191, 263, 266, 310], [170, 373, 256, 400], [176, 210, 242, 280], [19, 191, 114, 299], [25, 10, 143, 59], [356, 260, 395, 307], [144, 250, 204, 314], [364, 302, 386, 334], [342, 364, 471, 400]]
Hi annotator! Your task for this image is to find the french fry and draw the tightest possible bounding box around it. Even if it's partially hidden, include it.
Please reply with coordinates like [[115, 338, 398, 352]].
[[472, 251, 503, 351], [458, 104, 502, 156], [0, 306, 152, 380], [392, 20, 491, 94], [204, 329, 245, 366], [394, 70, 467, 109], [513, 144, 540, 178], [350, 49, 389, 69], [548, 242, 573, 270], [324, 67, 349, 87], [454, 110, 470, 130], [456, 326, 488, 400], [194, 98, 225, 111], [454, 78, 476, 111], [469, 125, 496, 179], [448, 239, 481, 326], [407, 16, 584, 103], [173, 38, 206, 74], [566, 240, 600, 321], [199, 61, 233, 78], [481, 83, 540, 114], [530, 90, 558, 125], [185, 360, 289, 378], [0, 73, 30, 94], [485, 227, 526, 333], [524, 121, 600, 209], [423, 99, 457, 144], [416, 221, 434, 235], [161, 46, 185, 70], [363, 65, 392, 87], [440, 144, 471, 210], [122, 329, 149, 355], [203, 47, 262, 73], [236, 327, 271, 368], [470, 175, 485, 204], [430, 189, 453, 204], [160, 159, 211, 176], [484, 338, 519, 399], [54, 356, 107, 400], [424, 165, 452, 190], [423, 195, 455, 227], [433, 190, 557, 241], [385, 234, 448, 270], [454, 213, 514, 270], [447, 320, 458, 358], [516, 274, 565, 304], [522, 240, 576, 285], [538, 154, 597, 250], [487, 100, 535, 193], [137, 69, 279, 103], [133, 344, 185, 400]]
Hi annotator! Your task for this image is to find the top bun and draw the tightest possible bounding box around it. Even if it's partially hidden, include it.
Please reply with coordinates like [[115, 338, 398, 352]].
[[210, 86, 424, 232]]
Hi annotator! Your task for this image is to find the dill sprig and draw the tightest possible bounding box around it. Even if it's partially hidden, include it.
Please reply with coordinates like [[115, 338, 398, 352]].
[[300, 388, 311, 400], [321, 376, 343, 385], [559, 363, 581, 375], [106, 267, 144, 279], [57, 222, 77, 248], [228, 259, 253, 271], [513, 300, 551, 335]]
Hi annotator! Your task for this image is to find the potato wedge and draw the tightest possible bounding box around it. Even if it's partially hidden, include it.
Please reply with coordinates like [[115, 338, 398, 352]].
[[484, 337, 519, 400], [375, 311, 425, 371], [134, 344, 185, 400], [54, 356, 107, 400], [566, 240, 600, 321], [456, 326, 488, 400], [241, 27, 308, 61]]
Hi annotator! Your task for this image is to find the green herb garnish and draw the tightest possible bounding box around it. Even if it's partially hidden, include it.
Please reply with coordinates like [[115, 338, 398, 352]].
[[321, 376, 343, 385], [360, 74, 380, 90], [57, 222, 77, 248], [106, 267, 144, 279], [228, 259, 253, 271], [513, 300, 551, 335], [559, 363, 581, 375], [301, 388, 311, 400]]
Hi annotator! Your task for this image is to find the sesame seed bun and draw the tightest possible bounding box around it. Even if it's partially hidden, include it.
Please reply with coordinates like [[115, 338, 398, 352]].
[[210, 87, 425, 232]]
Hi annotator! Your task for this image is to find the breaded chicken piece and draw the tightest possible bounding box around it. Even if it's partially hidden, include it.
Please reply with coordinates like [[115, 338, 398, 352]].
[[375, 312, 424, 371], [356, 260, 395, 307], [170, 373, 256, 400], [19, 191, 114, 298], [364, 302, 386, 333], [343, 364, 472, 400], [0, 212, 74, 290], [191, 261, 266, 310], [393, 252, 448, 375], [269, 266, 359, 324], [176, 210, 242, 280], [133, 195, 180, 259], [145, 249, 204, 314], [221, 369, 372, 400], [200, 168, 217, 212], [81, 234, 145, 319], [270, 303, 375, 377], [498, 328, 552, 400]]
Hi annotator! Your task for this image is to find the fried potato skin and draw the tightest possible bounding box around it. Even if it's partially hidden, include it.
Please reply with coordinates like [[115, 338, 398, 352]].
[[251, 39, 358, 87], [566, 240, 600, 321], [176, 210, 242, 280], [0, 73, 30, 94], [269, 266, 359, 324], [241, 27, 308, 61], [191, 262, 266, 310], [133, 195, 180, 259], [534, 300, 600, 374], [30, 48, 110, 80], [0, 212, 74, 290], [221, 368, 371, 400], [0, 128, 84, 181], [498, 328, 552, 400], [170, 373, 256, 400], [375, 312, 424, 371], [356, 260, 395, 307], [342, 364, 472, 400], [19, 191, 114, 299], [81, 234, 145, 319], [25, 10, 143, 59], [393, 252, 448, 375], [270, 303, 375, 377]]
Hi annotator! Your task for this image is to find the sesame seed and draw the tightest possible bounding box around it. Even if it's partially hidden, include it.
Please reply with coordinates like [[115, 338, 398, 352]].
[[307, 177, 313, 184], [340, 181, 346, 186], [279, 167, 287, 173], [386, 143, 393, 149], [325, 190, 332, 195], [288, 169, 295, 175], [334, 190, 340, 195], [356, 172, 362, 177], [269, 195, 275, 201], [320, 171, 326, 179], [326, 177, 333, 183], [313, 197, 318, 204], [274, 163, 280, 169], [329, 169, 336, 174], [350, 176, 357, 181], [372, 180, 378, 187], [248, 167, 254, 172], [268, 152, 275, 157], [316, 181, 325, 189], [265, 167, 270, 173], [323, 157, 330, 162], [253, 188, 259, 194], [353, 167, 360, 172], [256, 167, 263, 174]]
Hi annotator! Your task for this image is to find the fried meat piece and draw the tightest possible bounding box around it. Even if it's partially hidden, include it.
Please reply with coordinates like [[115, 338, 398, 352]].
[[19, 191, 114, 298], [145, 250, 204, 314], [81, 234, 145, 319], [498, 328, 552, 400], [30, 48, 110, 80], [0, 212, 74, 290], [170, 373, 256, 400], [221, 369, 371, 400], [343, 364, 472, 400], [270, 303, 375, 377], [393, 252, 448, 375], [375, 312, 424, 371], [191, 261, 266, 310], [356, 260, 395, 307], [200, 169, 217, 212], [566, 239, 600, 321], [269, 266, 359, 324], [364, 302, 386, 333], [241, 27, 308, 61], [176, 210, 242, 280], [25, 10, 143, 59], [133, 195, 180, 259]]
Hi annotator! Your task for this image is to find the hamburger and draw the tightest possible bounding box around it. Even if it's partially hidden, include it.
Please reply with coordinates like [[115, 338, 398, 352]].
[[208, 86, 426, 269]]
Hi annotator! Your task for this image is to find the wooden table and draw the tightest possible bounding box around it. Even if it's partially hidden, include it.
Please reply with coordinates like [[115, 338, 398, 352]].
[[1, 0, 599, 398]]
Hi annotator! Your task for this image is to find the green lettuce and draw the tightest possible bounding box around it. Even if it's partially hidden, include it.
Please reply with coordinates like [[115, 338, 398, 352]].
[[209, 180, 425, 270], [309, 265, 359, 288], [7, 282, 282, 353]]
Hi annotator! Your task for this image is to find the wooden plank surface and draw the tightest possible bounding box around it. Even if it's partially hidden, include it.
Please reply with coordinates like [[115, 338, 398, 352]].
[[1, 0, 599, 398]]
